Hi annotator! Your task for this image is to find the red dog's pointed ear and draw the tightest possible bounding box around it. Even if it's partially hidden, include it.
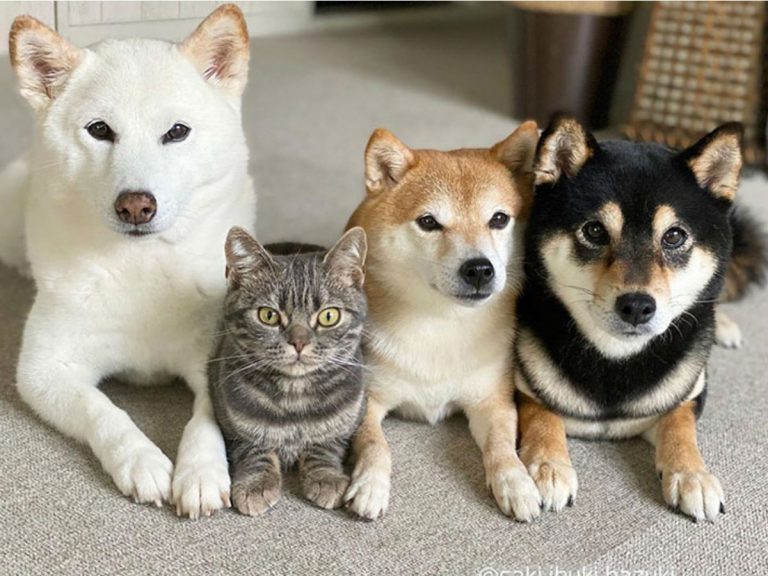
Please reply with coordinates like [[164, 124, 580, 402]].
[[179, 4, 250, 97], [534, 115, 597, 186], [364, 128, 415, 195], [491, 120, 539, 173], [9, 15, 83, 111], [680, 123, 743, 202]]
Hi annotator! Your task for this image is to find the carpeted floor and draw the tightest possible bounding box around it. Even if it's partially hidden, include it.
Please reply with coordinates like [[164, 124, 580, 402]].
[[1, 16, 767, 576]]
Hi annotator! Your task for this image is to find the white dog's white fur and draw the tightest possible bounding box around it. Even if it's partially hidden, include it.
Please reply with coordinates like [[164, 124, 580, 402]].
[[1, 5, 255, 518]]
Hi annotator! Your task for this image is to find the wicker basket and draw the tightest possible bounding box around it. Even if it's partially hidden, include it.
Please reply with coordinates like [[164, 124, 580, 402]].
[[624, 1, 767, 166]]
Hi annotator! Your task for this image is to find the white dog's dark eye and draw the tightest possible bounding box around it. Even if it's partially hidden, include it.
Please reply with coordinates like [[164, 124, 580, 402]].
[[416, 214, 443, 232], [489, 212, 510, 230], [582, 221, 609, 245], [662, 227, 688, 249], [162, 123, 190, 144], [86, 121, 116, 142]]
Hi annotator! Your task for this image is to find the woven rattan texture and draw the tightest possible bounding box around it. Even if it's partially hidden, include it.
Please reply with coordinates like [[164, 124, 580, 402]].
[[625, 1, 766, 165]]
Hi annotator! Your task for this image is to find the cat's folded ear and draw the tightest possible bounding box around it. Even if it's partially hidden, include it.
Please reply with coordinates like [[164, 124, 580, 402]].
[[225, 227, 275, 287], [324, 227, 367, 289]]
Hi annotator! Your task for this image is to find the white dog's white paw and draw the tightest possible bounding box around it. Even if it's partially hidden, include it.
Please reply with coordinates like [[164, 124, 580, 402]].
[[172, 460, 231, 519], [661, 469, 724, 522], [715, 310, 742, 349], [527, 458, 578, 512], [344, 459, 390, 520], [488, 465, 542, 522], [105, 441, 173, 507]]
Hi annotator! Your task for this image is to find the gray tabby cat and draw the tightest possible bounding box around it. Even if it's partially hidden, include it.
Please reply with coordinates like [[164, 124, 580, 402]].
[[209, 226, 368, 516]]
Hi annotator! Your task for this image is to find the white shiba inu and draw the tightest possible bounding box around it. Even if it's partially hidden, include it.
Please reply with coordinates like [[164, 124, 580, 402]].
[[0, 5, 256, 518], [344, 123, 544, 521]]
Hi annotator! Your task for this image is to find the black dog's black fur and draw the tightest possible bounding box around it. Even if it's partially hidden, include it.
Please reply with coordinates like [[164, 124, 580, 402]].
[[516, 120, 764, 423]]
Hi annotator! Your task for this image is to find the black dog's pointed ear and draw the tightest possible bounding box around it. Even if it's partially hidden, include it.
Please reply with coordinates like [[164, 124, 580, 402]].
[[679, 123, 743, 202], [534, 115, 598, 186]]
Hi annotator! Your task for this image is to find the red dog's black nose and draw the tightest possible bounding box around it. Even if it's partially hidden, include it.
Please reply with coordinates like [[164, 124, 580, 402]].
[[114, 191, 157, 225], [459, 258, 495, 290], [616, 293, 656, 326]]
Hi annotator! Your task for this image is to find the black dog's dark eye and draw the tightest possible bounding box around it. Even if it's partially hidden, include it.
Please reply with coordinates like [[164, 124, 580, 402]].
[[416, 214, 443, 232], [162, 123, 190, 144], [86, 121, 116, 142], [489, 212, 510, 230], [662, 227, 688, 249], [582, 221, 609, 245]]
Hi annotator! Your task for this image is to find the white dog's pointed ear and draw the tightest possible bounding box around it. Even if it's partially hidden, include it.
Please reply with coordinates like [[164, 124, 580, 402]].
[[324, 227, 367, 288], [491, 121, 539, 173], [225, 227, 274, 287], [680, 123, 743, 202], [9, 15, 83, 111], [364, 128, 415, 195], [534, 115, 597, 186], [179, 4, 250, 97]]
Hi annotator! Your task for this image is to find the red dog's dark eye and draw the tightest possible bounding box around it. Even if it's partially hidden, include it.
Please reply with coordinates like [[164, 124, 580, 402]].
[[416, 214, 443, 232], [162, 123, 190, 144], [662, 227, 688, 249], [489, 212, 510, 229]]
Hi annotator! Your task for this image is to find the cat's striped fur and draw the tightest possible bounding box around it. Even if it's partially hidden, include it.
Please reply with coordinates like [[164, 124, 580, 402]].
[[210, 227, 368, 515]]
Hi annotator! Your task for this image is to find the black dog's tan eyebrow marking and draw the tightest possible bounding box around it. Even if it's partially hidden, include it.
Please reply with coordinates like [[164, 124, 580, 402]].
[[652, 205, 679, 241], [598, 202, 624, 242]]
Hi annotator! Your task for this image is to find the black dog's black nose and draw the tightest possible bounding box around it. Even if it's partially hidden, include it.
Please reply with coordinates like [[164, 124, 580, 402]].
[[615, 293, 656, 326], [459, 258, 495, 290]]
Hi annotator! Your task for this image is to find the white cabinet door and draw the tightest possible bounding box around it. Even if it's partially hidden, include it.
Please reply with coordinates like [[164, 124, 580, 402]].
[[57, 1, 313, 46]]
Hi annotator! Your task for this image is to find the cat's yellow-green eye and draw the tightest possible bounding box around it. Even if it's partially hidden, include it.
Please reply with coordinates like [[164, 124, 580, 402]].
[[257, 307, 280, 326], [317, 307, 341, 327]]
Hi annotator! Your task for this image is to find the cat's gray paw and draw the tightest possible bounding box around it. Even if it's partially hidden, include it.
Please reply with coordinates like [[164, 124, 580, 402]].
[[232, 473, 281, 516], [302, 470, 350, 510]]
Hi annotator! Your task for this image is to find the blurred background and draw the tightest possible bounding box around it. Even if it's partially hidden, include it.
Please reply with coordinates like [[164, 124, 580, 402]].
[[1, 1, 766, 244]]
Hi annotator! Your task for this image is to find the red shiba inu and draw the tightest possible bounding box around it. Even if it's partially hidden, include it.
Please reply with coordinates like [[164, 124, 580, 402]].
[[343, 122, 544, 521]]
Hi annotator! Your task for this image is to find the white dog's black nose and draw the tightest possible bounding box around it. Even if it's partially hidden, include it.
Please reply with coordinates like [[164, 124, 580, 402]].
[[115, 191, 157, 225], [459, 258, 495, 290], [616, 293, 656, 326]]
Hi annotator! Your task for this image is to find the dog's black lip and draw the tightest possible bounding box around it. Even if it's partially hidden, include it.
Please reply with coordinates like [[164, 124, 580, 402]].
[[456, 292, 492, 301], [126, 229, 155, 237]]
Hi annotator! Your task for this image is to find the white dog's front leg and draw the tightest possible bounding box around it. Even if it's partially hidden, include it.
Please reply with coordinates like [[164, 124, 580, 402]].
[[172, 368, 231, 519], [16, 347, 173, 506]]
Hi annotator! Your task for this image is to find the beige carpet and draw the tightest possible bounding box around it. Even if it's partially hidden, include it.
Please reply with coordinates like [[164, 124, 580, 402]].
[[1, 16, 767, 576]]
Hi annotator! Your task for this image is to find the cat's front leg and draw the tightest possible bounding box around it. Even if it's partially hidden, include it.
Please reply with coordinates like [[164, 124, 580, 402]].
[[300, 438, 350, 510], [229, 441, 282, 516]]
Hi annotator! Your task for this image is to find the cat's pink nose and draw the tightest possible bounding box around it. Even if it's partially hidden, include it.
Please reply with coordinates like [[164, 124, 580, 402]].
[[288, 326, 311, 355]]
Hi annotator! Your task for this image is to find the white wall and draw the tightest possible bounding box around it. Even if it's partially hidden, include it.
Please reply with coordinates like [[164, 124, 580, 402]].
[[0, 1, 55, 55]]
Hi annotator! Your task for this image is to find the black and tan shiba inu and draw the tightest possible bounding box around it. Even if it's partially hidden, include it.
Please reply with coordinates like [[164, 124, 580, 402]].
[[514, 116, 766, 522]]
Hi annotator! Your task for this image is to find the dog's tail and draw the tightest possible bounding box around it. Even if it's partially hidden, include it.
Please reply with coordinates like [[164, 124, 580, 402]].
[[722, 208, 768, 302]]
